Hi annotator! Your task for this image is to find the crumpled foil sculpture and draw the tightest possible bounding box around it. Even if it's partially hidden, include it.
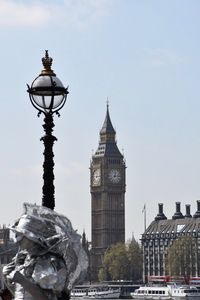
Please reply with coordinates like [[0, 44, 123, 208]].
[[3, 203, 88, 300]]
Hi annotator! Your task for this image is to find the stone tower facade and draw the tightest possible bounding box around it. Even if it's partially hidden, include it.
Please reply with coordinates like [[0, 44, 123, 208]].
[[90, 105, 126, 280]]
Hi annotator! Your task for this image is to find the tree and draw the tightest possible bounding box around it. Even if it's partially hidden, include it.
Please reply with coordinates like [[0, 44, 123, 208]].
[[127, 236, 143, 281], [166, 235, 195, 277], [101, 243, 129, 281], [99, 238, 143, 282]]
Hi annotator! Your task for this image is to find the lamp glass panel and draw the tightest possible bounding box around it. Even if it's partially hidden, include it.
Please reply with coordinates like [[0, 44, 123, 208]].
[[32, 94, 64, 110], [32, 75, 64, 95]]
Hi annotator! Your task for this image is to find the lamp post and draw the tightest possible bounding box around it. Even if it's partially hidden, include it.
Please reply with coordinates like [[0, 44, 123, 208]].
[[27, 50, 68, 210]]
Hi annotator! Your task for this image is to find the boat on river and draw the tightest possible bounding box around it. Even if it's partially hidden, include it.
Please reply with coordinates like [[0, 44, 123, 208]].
[[71, 286, 121, 299], [130, 286, 171, 300], [130, 284, 200, 300], [71, 288, 87, 298], [170, 285, 200, 299]]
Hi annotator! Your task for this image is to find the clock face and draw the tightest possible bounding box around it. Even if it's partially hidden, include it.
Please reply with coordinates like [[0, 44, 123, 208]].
[[92, 168, 101, 186], [108, 169, 121, 184]]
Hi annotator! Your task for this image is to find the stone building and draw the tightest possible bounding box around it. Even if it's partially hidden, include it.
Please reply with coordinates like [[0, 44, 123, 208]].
[[141, 201, 200, 282], [0, 225, 16, 264], [90, 105, 126, 279], [0, 225, 17, 288]]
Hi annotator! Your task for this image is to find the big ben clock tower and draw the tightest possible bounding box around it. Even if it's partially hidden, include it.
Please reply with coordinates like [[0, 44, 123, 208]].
[[90, 104, 126, 279]]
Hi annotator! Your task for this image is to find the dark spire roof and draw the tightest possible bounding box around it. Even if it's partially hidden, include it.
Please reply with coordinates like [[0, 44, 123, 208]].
[[93, 104, 123, 158], [100, 103, 116, 135]]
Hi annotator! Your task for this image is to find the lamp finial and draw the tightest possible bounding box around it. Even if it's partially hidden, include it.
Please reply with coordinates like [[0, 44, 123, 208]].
[[41, 50, 55, 75]]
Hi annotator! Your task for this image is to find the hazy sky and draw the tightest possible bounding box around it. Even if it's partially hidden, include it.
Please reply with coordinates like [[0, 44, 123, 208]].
[[1, 0, 200, 241]]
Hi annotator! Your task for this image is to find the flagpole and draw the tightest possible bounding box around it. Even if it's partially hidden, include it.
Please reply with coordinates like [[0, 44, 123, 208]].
[[143, 204, 146, 232]]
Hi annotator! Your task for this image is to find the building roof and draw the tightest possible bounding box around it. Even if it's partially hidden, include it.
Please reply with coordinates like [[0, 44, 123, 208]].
[[142, 201, 200, 239]]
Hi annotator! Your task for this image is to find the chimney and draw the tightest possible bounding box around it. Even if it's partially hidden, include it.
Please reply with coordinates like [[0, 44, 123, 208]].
[[185, 204, 192, 218], [172, 202, 183, 219], [155, 203, 167, 221], [193, 200, 200, 218]]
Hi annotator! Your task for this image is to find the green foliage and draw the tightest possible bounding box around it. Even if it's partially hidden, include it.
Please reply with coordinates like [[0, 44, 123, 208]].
[[98, 237, 143, 282], [98, 268, 106, 282], [127, 237, 143, 281], [104, 243, 129, 280], [166, 235, 195, 277]]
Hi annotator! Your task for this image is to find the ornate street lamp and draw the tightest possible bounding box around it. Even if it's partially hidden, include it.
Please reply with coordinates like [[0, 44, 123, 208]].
[[27, 50, 69, 210]]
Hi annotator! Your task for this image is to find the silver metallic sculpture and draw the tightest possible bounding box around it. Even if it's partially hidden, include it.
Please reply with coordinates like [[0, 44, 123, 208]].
[[2, 203, 88, 300]]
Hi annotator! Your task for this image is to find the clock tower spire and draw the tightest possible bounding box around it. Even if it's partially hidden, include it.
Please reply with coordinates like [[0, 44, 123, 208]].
[[94, 104, 122, 158], [90, 104, 126, 280]]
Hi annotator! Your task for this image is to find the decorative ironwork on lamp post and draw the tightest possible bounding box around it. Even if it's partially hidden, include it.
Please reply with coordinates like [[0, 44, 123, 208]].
[[27, 50, 69, 210]]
